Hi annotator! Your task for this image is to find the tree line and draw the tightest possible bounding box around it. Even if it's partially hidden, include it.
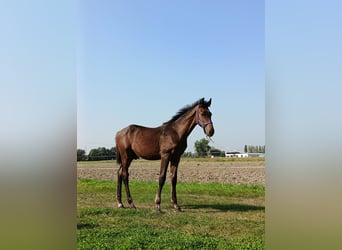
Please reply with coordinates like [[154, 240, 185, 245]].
[[191, 140, 265, 157], [77, 139, 213, 161], [77, 140, 265, 161], [244, 145, 265, 153], [77, 147, 116, 161]]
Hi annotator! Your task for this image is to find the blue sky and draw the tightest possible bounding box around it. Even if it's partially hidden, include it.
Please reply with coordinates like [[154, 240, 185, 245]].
[[78, 1, 264, 153]]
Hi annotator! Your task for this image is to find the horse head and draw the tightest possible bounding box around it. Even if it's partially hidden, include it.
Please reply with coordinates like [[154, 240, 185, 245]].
[[196, 98, 214, 137]]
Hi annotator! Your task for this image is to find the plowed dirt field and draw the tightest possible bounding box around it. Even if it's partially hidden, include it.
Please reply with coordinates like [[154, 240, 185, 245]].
[[77, 159, 265, 185]]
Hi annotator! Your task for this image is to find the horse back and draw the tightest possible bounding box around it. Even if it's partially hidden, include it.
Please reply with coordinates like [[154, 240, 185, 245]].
[[116, 124, 163, 160]]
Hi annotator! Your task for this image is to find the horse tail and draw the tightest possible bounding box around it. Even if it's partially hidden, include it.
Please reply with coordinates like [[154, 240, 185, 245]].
[[116, 148, 121, 165], [115, 130, 122, 165]]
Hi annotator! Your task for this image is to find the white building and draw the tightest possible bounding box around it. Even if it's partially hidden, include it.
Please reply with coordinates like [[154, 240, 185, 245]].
[[225, 152, 248, 158]]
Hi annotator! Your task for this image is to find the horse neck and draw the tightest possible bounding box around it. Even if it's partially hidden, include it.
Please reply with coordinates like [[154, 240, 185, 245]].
[[172, 106, 197, 139]]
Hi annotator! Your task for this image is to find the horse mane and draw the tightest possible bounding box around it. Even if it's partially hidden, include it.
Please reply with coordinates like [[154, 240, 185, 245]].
[[163, 98, 209, 125]]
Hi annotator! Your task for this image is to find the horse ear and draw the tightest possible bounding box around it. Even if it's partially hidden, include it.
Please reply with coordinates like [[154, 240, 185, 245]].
[[199, 97, 205, 106], [207, 98, 212, 107]]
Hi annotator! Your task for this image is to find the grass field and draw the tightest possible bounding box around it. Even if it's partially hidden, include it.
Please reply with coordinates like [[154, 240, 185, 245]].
[[77, 178, 265, 249]]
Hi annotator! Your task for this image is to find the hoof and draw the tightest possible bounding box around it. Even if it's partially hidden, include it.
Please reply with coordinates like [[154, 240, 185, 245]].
[[118, 203, 125, 209], [156, 204, 161, 213], [129, 203, 136, 209], [173, 205, 182, 212]]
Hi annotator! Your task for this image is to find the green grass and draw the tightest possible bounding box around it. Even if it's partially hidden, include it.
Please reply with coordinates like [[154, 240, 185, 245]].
[[78, 179, 265, 249]]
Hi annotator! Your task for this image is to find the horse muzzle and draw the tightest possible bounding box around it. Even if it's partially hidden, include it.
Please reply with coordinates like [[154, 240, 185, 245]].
[[204, 123, 214, 137], [197, 118, 214, 137]]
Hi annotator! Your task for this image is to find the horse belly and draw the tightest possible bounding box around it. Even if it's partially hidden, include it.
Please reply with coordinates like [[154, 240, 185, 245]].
[[131, 138, 161, 160], [141, 154, 161, 160]]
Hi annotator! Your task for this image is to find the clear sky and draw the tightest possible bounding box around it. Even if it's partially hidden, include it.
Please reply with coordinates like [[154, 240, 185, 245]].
[[77, 0, 265, 153]]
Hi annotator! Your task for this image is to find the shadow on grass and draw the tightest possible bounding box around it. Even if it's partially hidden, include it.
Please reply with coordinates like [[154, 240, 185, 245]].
[[185, 203, 264, 212], [77, 223, 98, 230]]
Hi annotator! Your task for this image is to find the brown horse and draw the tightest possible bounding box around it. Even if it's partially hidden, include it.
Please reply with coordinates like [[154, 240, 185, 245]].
[[115, 98, 214, 211]]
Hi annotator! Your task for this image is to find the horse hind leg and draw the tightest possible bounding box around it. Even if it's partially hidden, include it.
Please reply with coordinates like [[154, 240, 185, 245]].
[[117, 165, 136, 208], [117, 150, 136, 209], [117, 165, 125, 208], [123, 170, 136, 208], [121, 152, 136, 208]]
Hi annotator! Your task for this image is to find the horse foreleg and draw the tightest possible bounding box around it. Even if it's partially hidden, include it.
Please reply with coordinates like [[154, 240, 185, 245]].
[[170, 158, 181, 211], [155, 155, 169, 212], [117, 167, 124, 208]]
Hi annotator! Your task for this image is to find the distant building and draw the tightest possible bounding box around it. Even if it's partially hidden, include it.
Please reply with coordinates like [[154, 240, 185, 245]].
[[247, 153, 265, 158], [225, 152, 248, 158], [225, 152, 265, 158]]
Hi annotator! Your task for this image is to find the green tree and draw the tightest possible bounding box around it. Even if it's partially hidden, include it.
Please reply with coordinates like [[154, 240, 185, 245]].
[[110, 147, 117, 159], [88, 148, 99, 161], [194, 138, 210, 157], [77, 149, 87, 161], [88, 147, 116, 161], [245, 145, 265, 153]]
